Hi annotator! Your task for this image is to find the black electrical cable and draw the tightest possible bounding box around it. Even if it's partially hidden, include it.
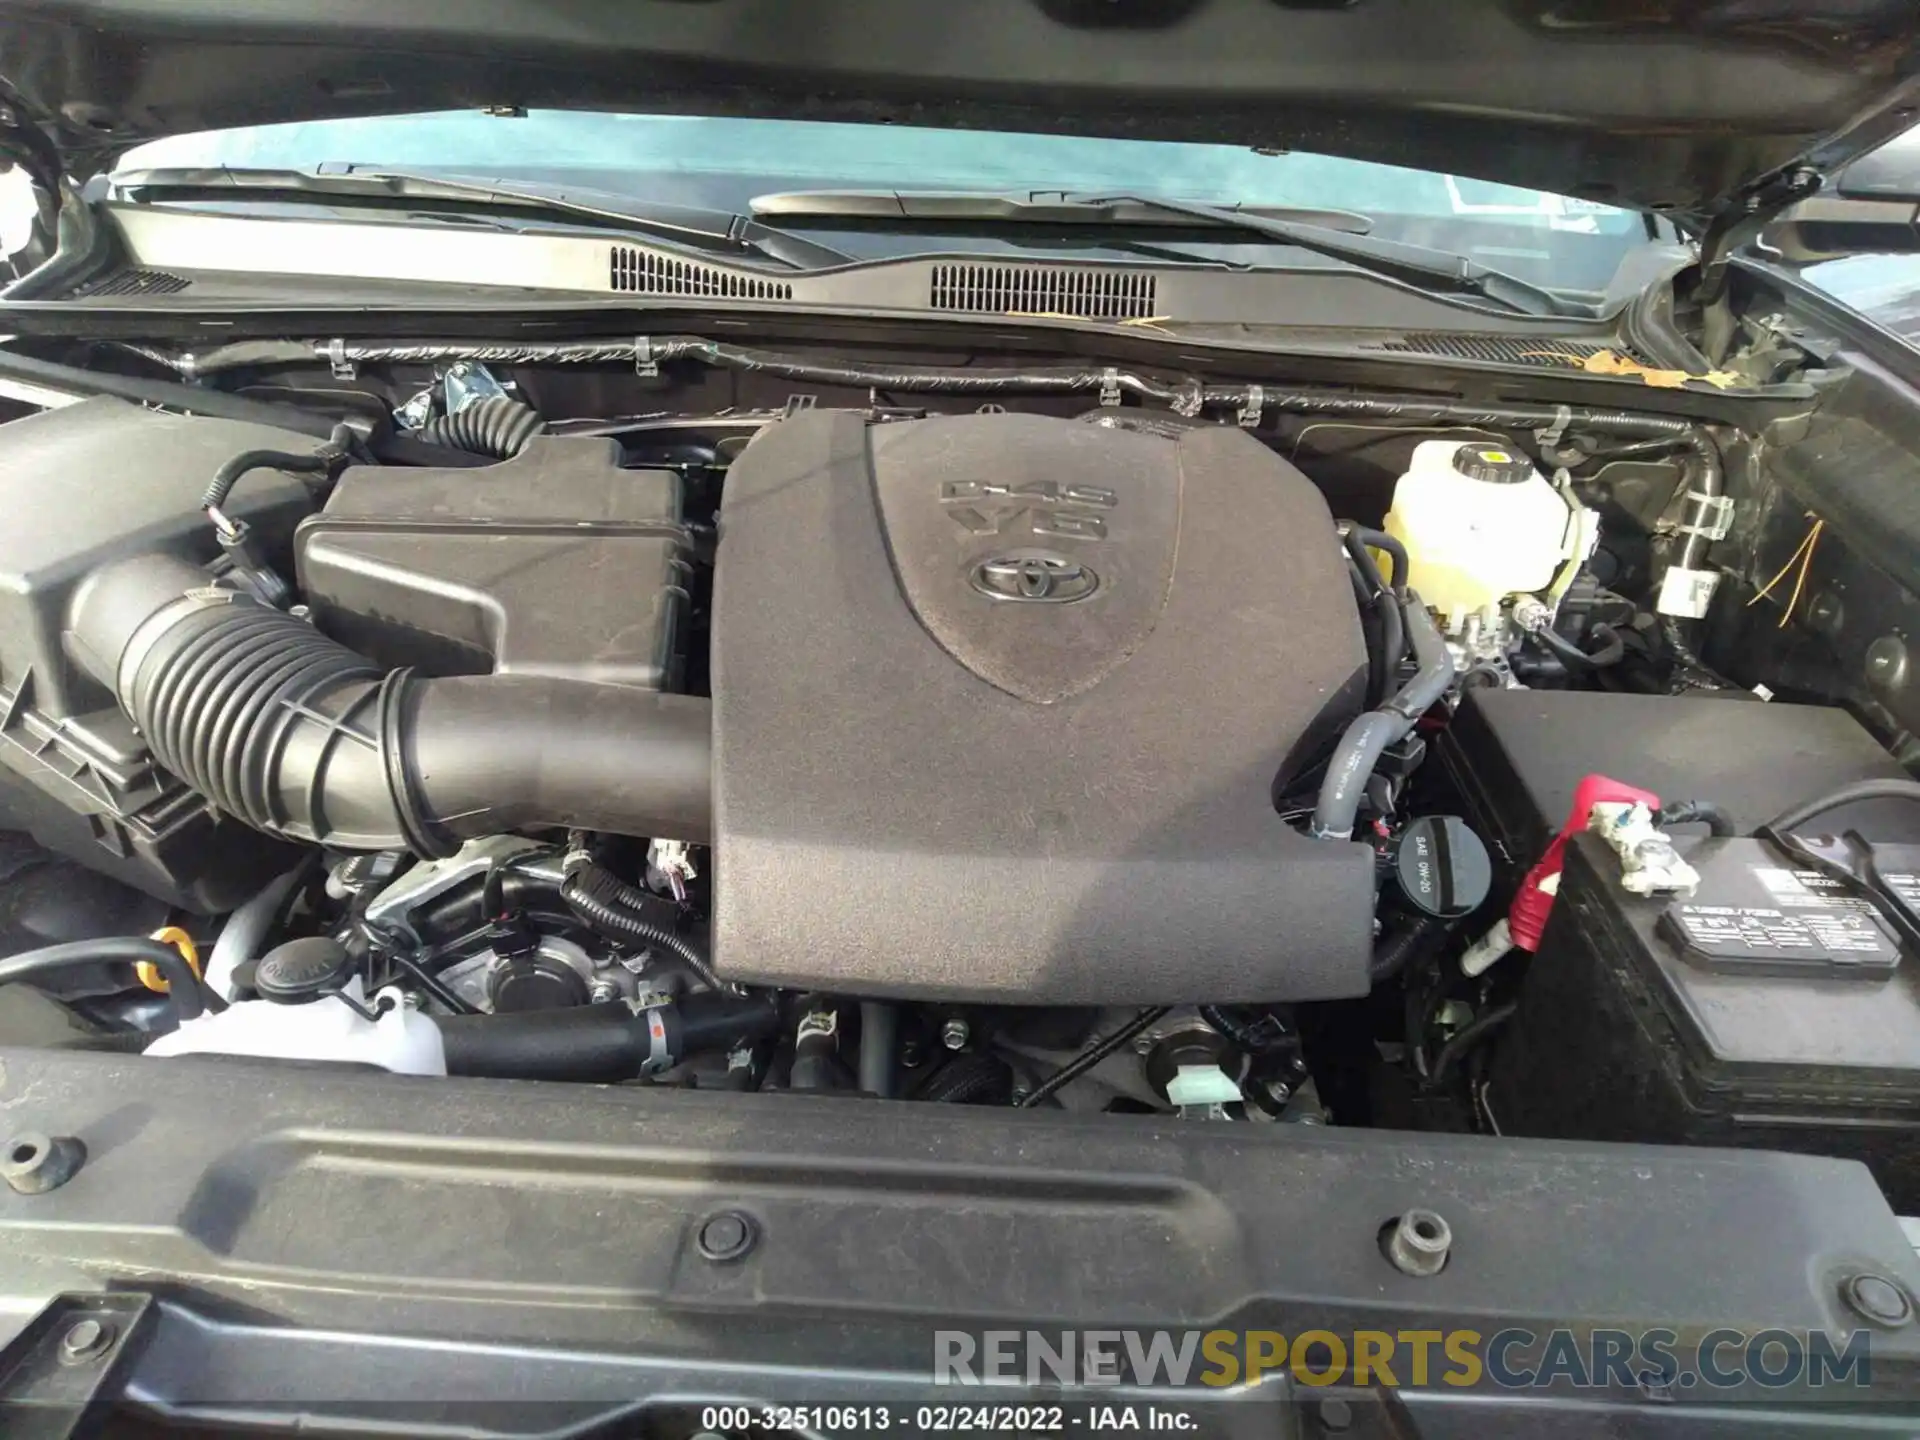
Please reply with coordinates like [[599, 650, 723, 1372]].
[[1764, 779, 1920, 837], [1018, 1007, 1172, 1108], [1369, 915, 1444, 985], [559, 862, 733, 994], [1661, 618, 1732, 691], [0, 938, 211, 1020], [1422, 1002, 1518, 1092], [1660, 800, 1737, 837], [1196, 1004, 1296, 1055]]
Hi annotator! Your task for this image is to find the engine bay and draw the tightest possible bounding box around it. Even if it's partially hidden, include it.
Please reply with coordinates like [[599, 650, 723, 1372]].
[[1, 335, 1916, 1209]]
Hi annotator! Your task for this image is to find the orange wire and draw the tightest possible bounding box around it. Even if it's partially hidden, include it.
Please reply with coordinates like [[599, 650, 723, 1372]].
[[1777, 520, 1824, 629], [1747, 515, 1820, 608]]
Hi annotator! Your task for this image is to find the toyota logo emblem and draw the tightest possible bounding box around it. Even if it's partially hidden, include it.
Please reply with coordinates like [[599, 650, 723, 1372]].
[[969, 551, 1099, 604]]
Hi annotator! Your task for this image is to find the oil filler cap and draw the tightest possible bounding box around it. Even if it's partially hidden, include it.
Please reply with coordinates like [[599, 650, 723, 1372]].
[[1393, 816, 1492, 920], [255, 937, 352, 1004]]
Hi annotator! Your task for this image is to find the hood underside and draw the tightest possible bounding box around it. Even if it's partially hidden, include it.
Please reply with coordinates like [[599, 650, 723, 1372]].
[[1, 0, 1919, 221]]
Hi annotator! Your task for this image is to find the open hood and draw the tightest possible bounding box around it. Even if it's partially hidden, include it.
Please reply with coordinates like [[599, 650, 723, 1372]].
[[1, 0, 1919, 226]]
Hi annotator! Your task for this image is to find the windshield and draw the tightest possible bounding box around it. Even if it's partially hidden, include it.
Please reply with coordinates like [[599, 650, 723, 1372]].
[[120, 110, 1648, 293]]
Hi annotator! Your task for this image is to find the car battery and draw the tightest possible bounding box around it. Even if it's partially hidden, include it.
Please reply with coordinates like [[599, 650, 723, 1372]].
[[1489, 830, 1920, 1210], [1437, 689, 1913, 869]]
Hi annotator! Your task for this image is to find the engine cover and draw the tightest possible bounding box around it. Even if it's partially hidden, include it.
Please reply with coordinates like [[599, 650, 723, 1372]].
[[711, 410, 1373, 1003]]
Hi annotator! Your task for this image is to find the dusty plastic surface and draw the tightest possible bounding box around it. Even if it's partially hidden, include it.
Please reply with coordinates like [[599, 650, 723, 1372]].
[[711, 409, 1372, 1003], [0, 398, 317, 909], [1496, 834, 1920, 1211], [297, 436, 690, 687]]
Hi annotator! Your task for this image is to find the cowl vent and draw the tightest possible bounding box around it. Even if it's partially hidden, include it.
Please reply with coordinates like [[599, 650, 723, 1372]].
[[608, 246, 793, 300], [929, 264, 1158, 319]]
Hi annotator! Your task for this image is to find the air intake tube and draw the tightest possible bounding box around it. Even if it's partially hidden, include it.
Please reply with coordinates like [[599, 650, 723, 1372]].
[[67, 555, 712, 854]]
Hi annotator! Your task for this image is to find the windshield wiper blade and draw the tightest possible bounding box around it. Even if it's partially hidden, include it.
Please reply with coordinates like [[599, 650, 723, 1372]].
[[753, 188, 1570, 315], [754, 188, 1376, 235], [112, 167, 855, 270]]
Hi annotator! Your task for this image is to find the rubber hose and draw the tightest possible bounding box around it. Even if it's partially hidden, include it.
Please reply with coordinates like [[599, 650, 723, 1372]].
[[1342, 527, 1406, 698], [1534, 621, 1626, 671], [1343, 525, 1410, 596], [68, 554, 714, 853], [416, 397, 543, 459], [1311, 597, 1455, 841], [0, 938, 209, 1020], [558, 866, 731, 994], [434, 994, 779, 1082], [913, 1053, 1016, 1104], [1348, 567, 1390, 712], [200, 432, 350, 513]]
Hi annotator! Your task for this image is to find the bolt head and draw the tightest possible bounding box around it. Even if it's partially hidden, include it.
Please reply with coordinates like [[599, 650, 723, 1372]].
[[2, 1132, 84, 1195], [1842, 1273, 1914, 1328], [589, 981, 621, 1004], [940, 1019, 970, 1051], [695, 1210, 757, 1263], [58, 1318, 114, 1364], [1385, 1209, 1452, 1277], [1316, 1396, 1353, 1433], [1867, 636, 1909, 693]]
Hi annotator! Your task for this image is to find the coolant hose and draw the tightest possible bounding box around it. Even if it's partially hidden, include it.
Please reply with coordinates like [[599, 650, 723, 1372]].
[[434, 993, 780, 1082], [416, 396, 543, 459], [1310, 597, 1456, 841], [0, 938, 211, 1020], [67, 554, 713, 853]]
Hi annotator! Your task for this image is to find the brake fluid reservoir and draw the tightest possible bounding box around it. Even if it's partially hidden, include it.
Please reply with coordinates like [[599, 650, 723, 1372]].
[[1385, 441, 1579, 621]]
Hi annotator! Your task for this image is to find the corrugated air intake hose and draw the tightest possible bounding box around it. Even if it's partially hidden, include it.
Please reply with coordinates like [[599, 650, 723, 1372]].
[[66, 554, 712, 855], [415, 396, 543, 459]]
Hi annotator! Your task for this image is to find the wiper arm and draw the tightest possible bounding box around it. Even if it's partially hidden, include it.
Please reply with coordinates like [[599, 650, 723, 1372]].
[[112, 167, 855, 270], [753, 189, 1571, 315]]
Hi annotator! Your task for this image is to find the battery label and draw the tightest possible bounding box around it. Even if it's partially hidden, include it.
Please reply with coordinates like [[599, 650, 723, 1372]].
[[1659, 847, 1903, 979], [1882, 870, 1920, 911], [1670, 902, 1892, 956]]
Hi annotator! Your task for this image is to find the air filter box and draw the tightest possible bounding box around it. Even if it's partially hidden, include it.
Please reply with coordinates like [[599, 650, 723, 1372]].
[[298, 437, 690, 687]]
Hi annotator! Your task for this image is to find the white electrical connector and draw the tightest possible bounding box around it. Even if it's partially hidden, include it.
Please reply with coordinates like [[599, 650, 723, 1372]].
[[1588, 802, 1701, 898], [648, 838, 697, 904]]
